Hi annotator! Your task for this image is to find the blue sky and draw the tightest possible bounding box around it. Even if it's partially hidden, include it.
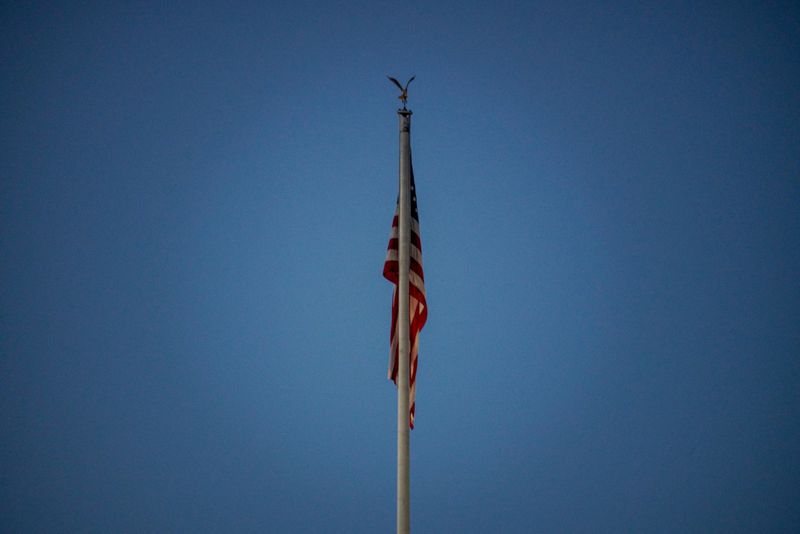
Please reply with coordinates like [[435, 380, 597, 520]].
[[1, 1, 799, 532]]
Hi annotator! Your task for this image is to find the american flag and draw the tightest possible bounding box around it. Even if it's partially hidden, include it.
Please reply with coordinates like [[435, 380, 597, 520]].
[[383, 157, 427, 429]]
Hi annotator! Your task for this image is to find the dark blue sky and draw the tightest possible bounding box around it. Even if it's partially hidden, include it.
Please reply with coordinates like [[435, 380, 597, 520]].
[[2, 1, 799, 532]]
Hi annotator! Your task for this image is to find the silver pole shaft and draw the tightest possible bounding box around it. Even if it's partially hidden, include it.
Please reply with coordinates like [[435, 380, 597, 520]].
[[396, 109, 412, 534]]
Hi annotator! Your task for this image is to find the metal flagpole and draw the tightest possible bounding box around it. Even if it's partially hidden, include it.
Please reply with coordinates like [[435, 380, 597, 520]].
[[396, 107, 412, 534]]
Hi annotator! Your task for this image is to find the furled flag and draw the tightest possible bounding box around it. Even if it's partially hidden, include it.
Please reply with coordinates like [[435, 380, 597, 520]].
[[383, 155, 427, 429]]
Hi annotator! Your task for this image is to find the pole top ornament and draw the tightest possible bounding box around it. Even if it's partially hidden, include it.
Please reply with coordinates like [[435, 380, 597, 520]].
[[387, 75, 415, 110]]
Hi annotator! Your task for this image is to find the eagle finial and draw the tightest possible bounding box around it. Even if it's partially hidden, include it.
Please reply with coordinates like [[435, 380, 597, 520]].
[[387, 75, 415, 109]]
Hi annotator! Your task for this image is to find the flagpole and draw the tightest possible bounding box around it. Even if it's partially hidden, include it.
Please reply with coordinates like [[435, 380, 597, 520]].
[[396, 107, 412, 534]]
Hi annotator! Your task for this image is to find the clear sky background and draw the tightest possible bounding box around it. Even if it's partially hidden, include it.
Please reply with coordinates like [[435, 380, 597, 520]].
[[1, 1, 798, 532]]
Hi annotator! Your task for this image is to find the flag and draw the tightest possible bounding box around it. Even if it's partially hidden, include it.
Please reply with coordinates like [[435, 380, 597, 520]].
[[383, 155, 427, 429]]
